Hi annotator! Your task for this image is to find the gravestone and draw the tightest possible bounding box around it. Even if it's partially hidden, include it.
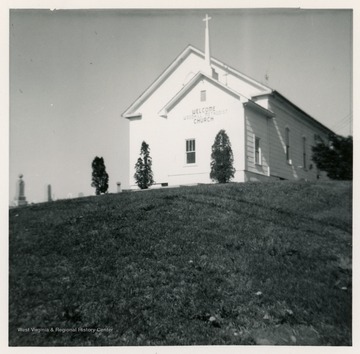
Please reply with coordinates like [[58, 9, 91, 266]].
[[16, 174, 28, 206], [117, 182, 122, 193], [47, 184, 52, 202]]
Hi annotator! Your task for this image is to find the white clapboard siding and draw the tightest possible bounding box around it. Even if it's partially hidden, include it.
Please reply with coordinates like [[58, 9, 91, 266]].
[[245, 107, 270, 177]]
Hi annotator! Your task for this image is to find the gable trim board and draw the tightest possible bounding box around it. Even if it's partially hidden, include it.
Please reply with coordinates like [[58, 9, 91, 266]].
[[159, 72, 244, 118], [243, 100, 275, 119]]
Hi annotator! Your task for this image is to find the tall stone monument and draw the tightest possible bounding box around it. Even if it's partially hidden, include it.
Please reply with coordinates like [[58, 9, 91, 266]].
[[16, 174, 28, 206], [47, 184, 52, 202]]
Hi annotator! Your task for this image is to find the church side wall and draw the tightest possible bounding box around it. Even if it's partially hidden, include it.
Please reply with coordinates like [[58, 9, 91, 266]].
[[244, 107, 271, 178], [267, 98, 330, 181]]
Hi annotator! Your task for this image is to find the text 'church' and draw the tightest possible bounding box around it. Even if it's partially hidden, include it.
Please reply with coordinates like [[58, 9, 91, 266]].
[[122, 15, 332, 188]]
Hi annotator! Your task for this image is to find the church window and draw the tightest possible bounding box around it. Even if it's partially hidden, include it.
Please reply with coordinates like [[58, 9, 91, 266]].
[[200, 90, 206, 102], [285, 128, 291, 163], [186, 139, 196, 164], [303, 137, 307, 170], [255, 136, 262, 165]]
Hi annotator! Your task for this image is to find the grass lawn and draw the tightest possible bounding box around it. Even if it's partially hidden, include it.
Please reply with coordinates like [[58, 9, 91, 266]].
[[9, 181, 352, 346]]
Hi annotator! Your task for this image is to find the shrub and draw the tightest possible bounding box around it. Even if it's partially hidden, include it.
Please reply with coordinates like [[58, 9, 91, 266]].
[[312, 134, 352, 180], [134, 141, 154, 189], [210, 130, 235, 183], [91, 156, 109, 195]]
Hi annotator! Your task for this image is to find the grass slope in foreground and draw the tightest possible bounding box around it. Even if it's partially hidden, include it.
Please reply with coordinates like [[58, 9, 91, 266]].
[[9, 181, 352, 346]]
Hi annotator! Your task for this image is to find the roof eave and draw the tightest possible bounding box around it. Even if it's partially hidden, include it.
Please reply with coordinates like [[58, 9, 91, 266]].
[[271, 91, 335, 134], [123, 113, 142, 120], [244, 100, 275, 118], [251, 90, 274, 99]]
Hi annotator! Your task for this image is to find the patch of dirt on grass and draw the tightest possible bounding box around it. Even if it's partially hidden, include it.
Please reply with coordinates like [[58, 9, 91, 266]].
[[251, 324, 321, 345]]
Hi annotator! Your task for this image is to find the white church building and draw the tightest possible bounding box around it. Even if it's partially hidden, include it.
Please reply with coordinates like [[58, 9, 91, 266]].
[[122, 15, 332, 188]]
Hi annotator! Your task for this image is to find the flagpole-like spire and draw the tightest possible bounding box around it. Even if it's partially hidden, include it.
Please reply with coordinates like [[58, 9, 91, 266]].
[[203, 14, 212, 74]]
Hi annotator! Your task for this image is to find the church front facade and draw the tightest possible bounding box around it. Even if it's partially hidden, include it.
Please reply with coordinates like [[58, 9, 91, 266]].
[[122, 18, 332, 188]]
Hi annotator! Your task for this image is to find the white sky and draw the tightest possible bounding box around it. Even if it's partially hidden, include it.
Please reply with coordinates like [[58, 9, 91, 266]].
[[4, 2, 355, 205]]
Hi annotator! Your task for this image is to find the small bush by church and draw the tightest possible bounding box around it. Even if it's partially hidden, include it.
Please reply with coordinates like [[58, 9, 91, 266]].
[[210, 130, 235, 183], [134, 141, 155, 189]]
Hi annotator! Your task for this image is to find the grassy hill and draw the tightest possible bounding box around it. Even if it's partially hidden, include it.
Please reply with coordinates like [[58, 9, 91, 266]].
[[9, 181, 352, 346]]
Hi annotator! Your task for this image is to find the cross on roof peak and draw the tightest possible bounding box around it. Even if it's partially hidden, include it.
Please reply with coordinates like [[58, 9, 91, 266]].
[[203, 14, 212, 24]]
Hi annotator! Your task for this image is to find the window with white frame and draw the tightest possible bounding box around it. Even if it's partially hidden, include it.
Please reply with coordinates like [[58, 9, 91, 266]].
[[186, 139, 196, 164], [302, 137, 307, 170], [285, 128, 291, 163], [255, 136, 262, 165]]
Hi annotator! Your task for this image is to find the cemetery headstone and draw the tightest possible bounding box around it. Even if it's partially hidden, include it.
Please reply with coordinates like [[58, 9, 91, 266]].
[[47, 184, 52, 202], [16, 174, 28, 206], [117, 182, 122, 193]]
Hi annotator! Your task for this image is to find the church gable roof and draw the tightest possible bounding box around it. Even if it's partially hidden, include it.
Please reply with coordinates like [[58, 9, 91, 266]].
[[158, 71, 242, 118], [265, 90, 334, 134], [122, 44, 271, 119], [122, 45, 201, 118]]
